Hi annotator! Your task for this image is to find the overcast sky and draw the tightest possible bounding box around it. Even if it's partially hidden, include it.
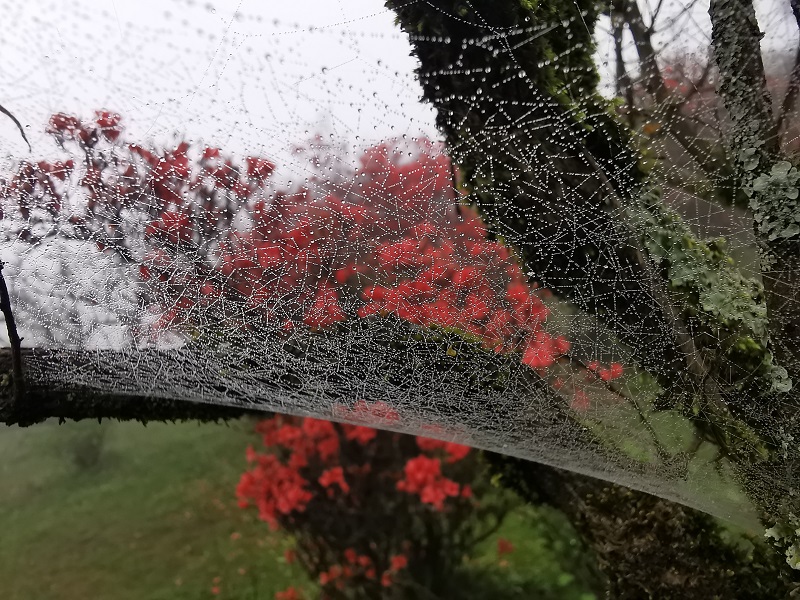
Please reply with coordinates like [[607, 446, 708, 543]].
[[0, 0, 437, 177], [0, 0, 796, 173]]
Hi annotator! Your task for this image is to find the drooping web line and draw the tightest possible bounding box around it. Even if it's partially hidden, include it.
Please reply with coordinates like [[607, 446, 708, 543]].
[[0, 0, 797, 527]]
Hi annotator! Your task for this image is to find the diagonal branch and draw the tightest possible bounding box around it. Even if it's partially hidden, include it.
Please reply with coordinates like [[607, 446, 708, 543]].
[[0, 103, 31, 152]]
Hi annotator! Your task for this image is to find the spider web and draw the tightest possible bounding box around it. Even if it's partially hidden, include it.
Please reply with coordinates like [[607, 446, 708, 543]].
[[0, 0, 797, 529]]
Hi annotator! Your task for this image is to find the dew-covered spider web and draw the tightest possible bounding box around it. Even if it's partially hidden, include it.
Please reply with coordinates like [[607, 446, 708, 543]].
[[0, 0, 798, 531]]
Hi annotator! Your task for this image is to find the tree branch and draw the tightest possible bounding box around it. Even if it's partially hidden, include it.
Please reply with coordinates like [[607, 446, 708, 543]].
[[622, 0, 667, 101], [0, 262, 24, 402], [0, 103, 31, 152]]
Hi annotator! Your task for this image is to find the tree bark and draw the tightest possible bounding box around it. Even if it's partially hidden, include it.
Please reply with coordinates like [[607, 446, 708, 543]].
[[708, 0, 800, 526], [707, 0, 800, 284], [384, 0, 686, 379], [488, 453, 797, 598]]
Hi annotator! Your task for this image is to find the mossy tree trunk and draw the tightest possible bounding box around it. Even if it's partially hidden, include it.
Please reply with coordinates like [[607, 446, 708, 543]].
[[385, 0, 800, 594]]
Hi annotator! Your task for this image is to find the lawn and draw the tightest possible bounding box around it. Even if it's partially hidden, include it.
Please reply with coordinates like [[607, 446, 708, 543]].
[[0, 418, 596, 599]]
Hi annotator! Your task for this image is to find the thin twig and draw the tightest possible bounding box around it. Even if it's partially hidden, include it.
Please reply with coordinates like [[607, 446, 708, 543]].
[[684, 58, 713, 103], [648, 0, 668, 29], [0, 103, 32, 152], [449, 154, 463, 218], [0, 261, 24, 401]]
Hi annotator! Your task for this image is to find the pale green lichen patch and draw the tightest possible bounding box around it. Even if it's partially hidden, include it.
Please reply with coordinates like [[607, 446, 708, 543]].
[[746, 160, 800, 242], [765, 514, 800, 569], [634, 189, 780, 391]]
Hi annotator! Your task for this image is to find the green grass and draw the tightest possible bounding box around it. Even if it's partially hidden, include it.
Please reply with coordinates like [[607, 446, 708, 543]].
[[0, 419, 597, 599], [0, 419, 305, 600]]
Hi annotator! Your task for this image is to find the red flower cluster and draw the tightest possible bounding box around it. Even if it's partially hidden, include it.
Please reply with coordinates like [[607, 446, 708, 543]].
[[4, 112, 632, 421], [236, 453, 312, 530], [396, 455, 461, 510], [124, 124, 572, 370], [254, 416, 340, 470], [586, 361, 624, 382], [415, 436, 471, 463], [275, 586, 302, 600], [354, 211, 571, 369], [319, 466, 350, 495], [7, 111, 578, 379], [236, 409, 494, 598]]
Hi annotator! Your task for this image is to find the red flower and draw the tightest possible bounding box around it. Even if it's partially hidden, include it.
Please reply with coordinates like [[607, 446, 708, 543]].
[[505, 282, 530, 305], [328, 565, 343, 580], [390, 554, 408, 571], [319, 467, 350, 494], [236, 453, 312, 529], [591, 361, 624, 382], [497, 538, 514, 557], [129, 144, 158, 166], [303, 281, 346, 329], [275, 587, 302, 600], [202, 147, 221, 161], [246, 157, 275, 180], [95, 110, 122, 141], [415, 437, 471, 463], [145, 211, 193, 244], [521, 336, 556, 369], [396, 455, 460, 510], [443, 442, 470, 463], [342, 425, 377, 445], [47, 113, 79, 132], [451, 266, 481, 288]]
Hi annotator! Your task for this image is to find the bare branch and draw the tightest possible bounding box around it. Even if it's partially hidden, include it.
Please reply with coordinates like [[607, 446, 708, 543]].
[[648, 0, 669, 29], [0, 103, 32, 152], [623, 0, 667, 101], [612, 10, 635, 110], [0, 262, 24, 402]]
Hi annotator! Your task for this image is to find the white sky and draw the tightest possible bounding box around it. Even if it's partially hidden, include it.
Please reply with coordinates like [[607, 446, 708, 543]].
[[0, 0, 796, 170], [0, 0, 438, 175]]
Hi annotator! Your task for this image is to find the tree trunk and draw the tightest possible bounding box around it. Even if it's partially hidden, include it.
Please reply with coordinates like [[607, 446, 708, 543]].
[[488, 453, 797, 598], [383, 0, 686, 380], [708, 0, 800, 388]]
